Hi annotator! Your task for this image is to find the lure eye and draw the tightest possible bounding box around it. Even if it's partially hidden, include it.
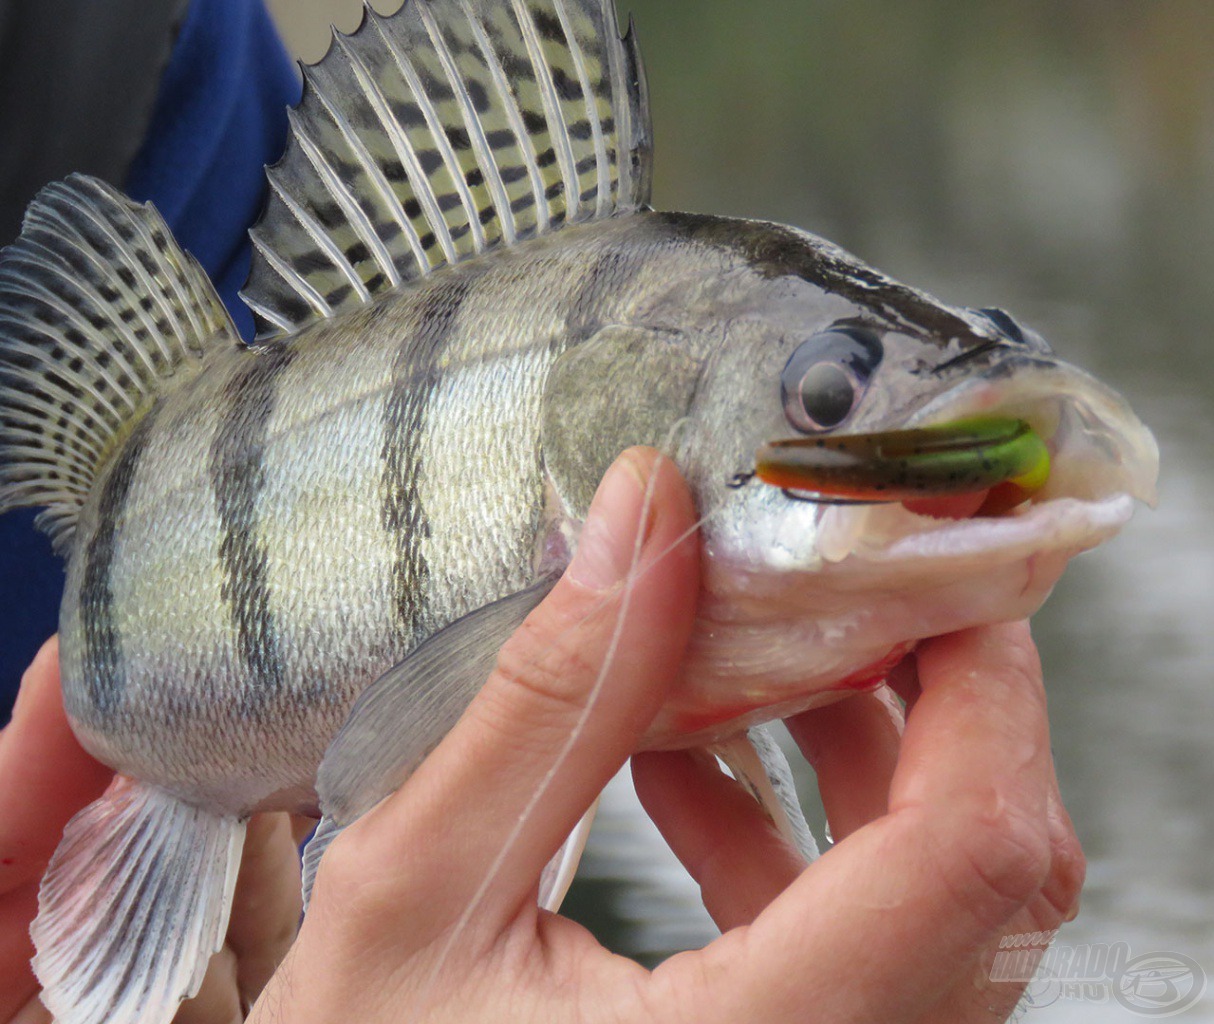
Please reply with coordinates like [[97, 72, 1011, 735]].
[[781, 326, 883, 433]]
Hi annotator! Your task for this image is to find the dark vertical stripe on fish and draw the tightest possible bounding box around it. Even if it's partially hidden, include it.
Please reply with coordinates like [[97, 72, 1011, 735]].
[[381, 275, 474, 641], [209, 345, 297, 712], [79, 408, 161, 719], [563, 247, 647, 337]]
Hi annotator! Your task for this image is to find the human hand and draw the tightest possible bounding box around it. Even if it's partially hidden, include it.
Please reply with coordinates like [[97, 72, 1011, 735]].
[[248, 446, 1084, 1024], [0, 642, 306, 1023]]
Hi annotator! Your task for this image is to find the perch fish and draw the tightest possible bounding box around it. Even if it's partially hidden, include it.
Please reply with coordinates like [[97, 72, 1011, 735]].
[[0, 0, 1157, 1021]]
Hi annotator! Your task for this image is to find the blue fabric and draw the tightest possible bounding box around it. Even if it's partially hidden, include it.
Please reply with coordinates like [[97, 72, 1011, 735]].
[[0, 0, 300, 718]]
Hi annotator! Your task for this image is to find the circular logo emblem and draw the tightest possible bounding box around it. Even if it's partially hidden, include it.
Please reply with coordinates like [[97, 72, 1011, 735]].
[[1021, 964, 1062, 1009], [1114, 952, 1207, 1017]]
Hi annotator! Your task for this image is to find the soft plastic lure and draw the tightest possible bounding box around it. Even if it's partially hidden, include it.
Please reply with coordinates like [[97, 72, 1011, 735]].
[[755, 416, 1051, 515]]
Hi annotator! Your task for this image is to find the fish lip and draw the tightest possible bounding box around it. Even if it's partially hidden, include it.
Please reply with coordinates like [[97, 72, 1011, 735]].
[[812, 353, 1160, 564]]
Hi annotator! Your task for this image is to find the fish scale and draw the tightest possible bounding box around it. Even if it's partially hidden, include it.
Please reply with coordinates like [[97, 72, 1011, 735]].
[[0, 1, 1157, 1021]]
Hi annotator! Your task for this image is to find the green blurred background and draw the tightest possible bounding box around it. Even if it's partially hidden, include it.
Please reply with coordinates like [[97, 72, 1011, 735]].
[[269, 2, 1214, 1018]]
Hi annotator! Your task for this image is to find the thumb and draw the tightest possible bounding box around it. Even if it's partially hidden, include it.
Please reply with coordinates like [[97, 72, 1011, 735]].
[[343, 446, 700, 933]]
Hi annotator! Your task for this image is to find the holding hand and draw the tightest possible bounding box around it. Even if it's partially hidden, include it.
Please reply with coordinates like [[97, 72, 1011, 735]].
[[253, 448, 1085, 1024]]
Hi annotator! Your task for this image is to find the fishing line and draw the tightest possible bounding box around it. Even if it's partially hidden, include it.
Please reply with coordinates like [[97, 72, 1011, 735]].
[[419, 425, 706, 1006]]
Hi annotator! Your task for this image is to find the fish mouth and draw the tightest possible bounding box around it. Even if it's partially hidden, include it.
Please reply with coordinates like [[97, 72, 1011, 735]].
[[757, 354, 1159, 566]]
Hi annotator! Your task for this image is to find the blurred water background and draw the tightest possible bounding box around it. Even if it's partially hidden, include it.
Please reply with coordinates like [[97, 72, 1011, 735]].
[[271, 1, 1214, 1018]]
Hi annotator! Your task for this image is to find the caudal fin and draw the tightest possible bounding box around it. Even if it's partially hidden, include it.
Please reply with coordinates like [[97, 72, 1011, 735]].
[[31, 777, 245, 1024], [0, 174, 239, 553]]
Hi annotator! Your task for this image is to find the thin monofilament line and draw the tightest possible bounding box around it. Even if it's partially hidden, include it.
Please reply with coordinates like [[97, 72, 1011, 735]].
[[419, 437, 718, 1007], [422, 452, 663, 1002]]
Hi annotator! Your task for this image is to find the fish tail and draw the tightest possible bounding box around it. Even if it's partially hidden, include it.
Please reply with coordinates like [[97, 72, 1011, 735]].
[[0, 174, 239, 554], [32, 777, 245, 1024]]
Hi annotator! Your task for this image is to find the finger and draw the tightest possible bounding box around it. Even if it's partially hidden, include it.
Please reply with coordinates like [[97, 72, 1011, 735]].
[[173, 946, 239, 1024], [784, 684, 903, 842], [632, 750, 804, 931], [0, 887, 40, 1023], [666, 621, 1057, 1024], [224, 814, 302, 1009], [919, 725, 1086, 1022], [331, 448, 699, 935], [9, 994, 51, 1024], [1042, 788, 1085, 924], [0, 639, 112, 1021], [0, 639, 113, 889]]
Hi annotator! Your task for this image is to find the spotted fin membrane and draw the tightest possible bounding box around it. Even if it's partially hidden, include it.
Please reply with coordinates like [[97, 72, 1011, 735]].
[[242, 0, 652, 339]]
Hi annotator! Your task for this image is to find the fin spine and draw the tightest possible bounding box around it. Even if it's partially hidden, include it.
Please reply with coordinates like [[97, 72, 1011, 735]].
[[296, 76, 408, 287], [45, 201, 179, 369], [386, 9, 487, 252], [553, 0, 610, 217], [420, 3, 518, 245], [16, 237, 163, 382], [458, 0, 551, 233], [0, 174, 239, 552], [0, 276, 142, 419], [242, 0, 653, 337], [511, 0, 579, 218], [239, 293, 296, 335], [271, 121, 374, 302], [366, 14, 463, 262], [250, 231, 333, 318], [0, 331, 128, 436]]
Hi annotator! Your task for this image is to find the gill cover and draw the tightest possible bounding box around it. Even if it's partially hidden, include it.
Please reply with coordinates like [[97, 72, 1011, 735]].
[[542, 325, 701, 517]]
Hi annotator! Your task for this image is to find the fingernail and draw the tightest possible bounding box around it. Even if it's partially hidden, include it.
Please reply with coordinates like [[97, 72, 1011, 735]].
[[567, 452, 651, 592]]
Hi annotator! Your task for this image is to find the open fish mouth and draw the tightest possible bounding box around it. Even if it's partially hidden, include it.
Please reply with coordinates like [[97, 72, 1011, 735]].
[[756, 354, 1160, 566]]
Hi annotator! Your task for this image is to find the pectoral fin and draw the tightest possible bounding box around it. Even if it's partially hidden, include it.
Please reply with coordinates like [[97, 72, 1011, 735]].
[[538, 801, 599, 912], [32, 776, 245, 1024], [711, 726, 819, 862], [309, 580, 556, 904]]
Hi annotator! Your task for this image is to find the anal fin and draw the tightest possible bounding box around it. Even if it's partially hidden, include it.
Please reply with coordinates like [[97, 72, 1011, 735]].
[[32, 777, 245, 1024], [538, 800, 598, 912], [711, 726, 819, 863]]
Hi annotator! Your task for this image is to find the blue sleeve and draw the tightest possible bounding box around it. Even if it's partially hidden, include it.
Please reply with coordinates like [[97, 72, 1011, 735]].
[[0, 0, 300, 716]]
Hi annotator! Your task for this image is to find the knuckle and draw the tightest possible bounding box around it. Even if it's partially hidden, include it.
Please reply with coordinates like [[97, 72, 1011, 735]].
[[1047, 824, 1087, 915], [489, 624, 601, 727], [944, 803, 1052, 926]]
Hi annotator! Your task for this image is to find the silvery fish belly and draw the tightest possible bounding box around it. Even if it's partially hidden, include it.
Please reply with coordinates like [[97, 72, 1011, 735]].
[[0, 0, 1157, 1022]]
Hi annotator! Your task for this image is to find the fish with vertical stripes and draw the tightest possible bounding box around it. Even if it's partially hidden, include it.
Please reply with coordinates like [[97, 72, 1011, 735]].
[[0, 1, 1157, 1021]]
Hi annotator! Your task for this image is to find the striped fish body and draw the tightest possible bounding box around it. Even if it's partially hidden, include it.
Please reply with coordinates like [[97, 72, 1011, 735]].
[[57, 214, 714, 816]]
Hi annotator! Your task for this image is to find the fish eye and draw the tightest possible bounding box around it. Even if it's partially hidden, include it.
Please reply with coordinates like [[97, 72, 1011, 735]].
[[781, 325, 883, 433]]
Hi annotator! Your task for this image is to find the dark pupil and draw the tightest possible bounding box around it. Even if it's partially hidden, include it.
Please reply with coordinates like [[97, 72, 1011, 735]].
[[799, 363, 855, 428]]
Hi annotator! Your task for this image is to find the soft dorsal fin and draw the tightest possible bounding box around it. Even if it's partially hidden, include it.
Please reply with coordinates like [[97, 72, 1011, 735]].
[[0, 175, 238, 553], [242, 0, 652, 341]]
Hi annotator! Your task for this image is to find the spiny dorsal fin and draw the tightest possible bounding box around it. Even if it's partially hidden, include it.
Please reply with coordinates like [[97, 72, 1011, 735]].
[[0, 174, 239, 553], [242, 0, 652, 340]]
